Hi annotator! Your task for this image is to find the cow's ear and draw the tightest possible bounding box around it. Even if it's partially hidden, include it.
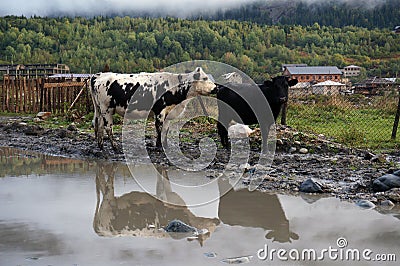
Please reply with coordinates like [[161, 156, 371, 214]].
[[288, 79, 298, 86], [264, 80, 273, 87], [195, 67, 202, 72]]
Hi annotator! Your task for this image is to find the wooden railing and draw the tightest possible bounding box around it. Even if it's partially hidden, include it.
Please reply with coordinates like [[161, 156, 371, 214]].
[[0, 76, 92, 114]]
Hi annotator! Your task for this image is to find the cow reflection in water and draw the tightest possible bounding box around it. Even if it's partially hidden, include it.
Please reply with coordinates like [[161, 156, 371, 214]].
[[94, 162, 299, 245], [218, 179, 299, 243], [93, 162, 219, 246]]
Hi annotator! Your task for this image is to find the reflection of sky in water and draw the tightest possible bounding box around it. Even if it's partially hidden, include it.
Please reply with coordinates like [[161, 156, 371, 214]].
[[0, 147, 399, 266]]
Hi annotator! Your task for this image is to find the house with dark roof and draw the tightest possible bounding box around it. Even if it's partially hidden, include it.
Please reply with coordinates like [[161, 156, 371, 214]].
[[282, 66, 342, 83], [281, 63, 308, 71], [353, 77, 397, 95]]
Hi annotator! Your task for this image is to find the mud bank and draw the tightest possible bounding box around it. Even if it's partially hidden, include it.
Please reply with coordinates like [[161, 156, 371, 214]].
[[0, 115, 399, 206]]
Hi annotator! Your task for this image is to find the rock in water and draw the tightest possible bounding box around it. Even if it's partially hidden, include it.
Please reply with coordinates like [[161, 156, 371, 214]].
[[372, 172, 400, 192], [164, 219, 197, 233], [380, 200, 395, 209], [356, 199, 376, 209], [299, 178, 323, 193], [221, 255, 253, 264], [204, 252, 217, 258]]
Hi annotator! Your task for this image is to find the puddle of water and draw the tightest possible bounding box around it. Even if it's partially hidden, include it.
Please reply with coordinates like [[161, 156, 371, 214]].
[[0, 147, 399, 266]]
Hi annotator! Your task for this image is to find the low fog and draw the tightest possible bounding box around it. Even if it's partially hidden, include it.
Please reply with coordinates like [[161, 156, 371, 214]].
[[0, 0, 258, 17], [0, 0, 388, 17]]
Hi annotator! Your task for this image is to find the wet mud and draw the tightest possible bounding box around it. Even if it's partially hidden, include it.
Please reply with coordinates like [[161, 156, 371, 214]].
[[0, 116, 399, 205]]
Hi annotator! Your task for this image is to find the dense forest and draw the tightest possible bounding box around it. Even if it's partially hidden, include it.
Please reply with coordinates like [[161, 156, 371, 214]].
[[210, 0, 400, 29], [0, 15, 399, 81]]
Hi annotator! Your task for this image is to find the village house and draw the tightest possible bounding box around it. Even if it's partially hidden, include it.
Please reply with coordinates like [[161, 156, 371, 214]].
[[0, 64, 70, 80], [342, 65, 361, 77], [312, 80, 347, 95], [282, 66, 342, 83], [289, 82, 311, 97], [353, 77, 397, 95]]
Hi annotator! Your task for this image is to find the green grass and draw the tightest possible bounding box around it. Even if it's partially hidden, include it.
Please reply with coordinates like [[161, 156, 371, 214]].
[[287, 101, 400, 151], [0, 111, 34, 117]]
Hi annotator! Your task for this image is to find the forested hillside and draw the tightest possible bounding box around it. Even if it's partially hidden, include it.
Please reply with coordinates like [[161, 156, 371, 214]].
[[210, 0, 400, 29], [0, 16, 399, 80]]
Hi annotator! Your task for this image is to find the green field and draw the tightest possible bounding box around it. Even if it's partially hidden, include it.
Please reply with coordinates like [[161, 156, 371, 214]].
[[286, 95, 400, 150]]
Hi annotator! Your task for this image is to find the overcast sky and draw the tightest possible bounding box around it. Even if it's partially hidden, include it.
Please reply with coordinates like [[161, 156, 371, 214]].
[[0, 0, 387, 17], [0, 0, 257, 17]]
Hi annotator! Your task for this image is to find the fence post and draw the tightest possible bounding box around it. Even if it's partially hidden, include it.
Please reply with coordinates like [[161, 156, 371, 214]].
[[0, 77, 4, 112], [5, 77, 10, 112], [391, 86, 400, 140], [23, 77, 27, 113], [39, 78, 44, 111], [86, 82, 92, 113]]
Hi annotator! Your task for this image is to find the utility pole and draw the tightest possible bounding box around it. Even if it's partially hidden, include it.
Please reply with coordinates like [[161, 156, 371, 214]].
[[391, 85, 400, 140]]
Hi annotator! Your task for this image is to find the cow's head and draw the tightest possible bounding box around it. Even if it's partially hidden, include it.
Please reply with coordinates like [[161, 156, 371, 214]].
[[187, 67, 216, 97], [263, 76, 298, 104]]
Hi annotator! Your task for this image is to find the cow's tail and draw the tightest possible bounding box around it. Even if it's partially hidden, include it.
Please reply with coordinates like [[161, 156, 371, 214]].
[[89, 75, 100, 139]]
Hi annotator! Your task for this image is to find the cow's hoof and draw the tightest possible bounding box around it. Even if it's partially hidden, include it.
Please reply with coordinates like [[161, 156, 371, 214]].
[[112, 145, 123, 154], [115, 148, 123, 154], [155, 146, 163, 151]]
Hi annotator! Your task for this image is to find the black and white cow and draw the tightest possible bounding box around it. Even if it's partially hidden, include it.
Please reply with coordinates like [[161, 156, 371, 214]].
[[90, 67, 215, 150], [216, 76, 298, 149], [94, 162, 219, 245]]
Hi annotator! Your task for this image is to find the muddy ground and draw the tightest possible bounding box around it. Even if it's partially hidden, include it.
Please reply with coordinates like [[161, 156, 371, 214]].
[[1, 115, 400, 208]]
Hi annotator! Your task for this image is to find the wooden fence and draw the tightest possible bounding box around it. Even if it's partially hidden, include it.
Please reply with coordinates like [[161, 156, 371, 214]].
[[0, 76, 92, 114], [0, 147, 93, 177]]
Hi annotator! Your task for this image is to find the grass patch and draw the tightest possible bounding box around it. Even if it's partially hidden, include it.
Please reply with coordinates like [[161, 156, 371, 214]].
[[0, 111, 34, 117], [287, 97, 400, 150]]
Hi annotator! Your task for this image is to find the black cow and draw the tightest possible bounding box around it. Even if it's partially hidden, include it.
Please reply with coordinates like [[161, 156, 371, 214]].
[[218, 178, 299, 243], [216, 76, 298, 149]]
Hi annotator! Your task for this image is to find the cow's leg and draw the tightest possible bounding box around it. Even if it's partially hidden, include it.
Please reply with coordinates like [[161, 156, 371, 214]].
[[103, 111, 120, 152], [155, 115, 163, 148], [217, 120, 229, 148], [217, 110, 230, 148], [260, 124, 270, 153], [96, 114, 105, 150], [93, 105, 101, 140], [156, 166, 171, 201], [91, 92, 98, 132], [94, 116, 99, 139], [217, 101, 231, 149], [161, 121, 169, 148]]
